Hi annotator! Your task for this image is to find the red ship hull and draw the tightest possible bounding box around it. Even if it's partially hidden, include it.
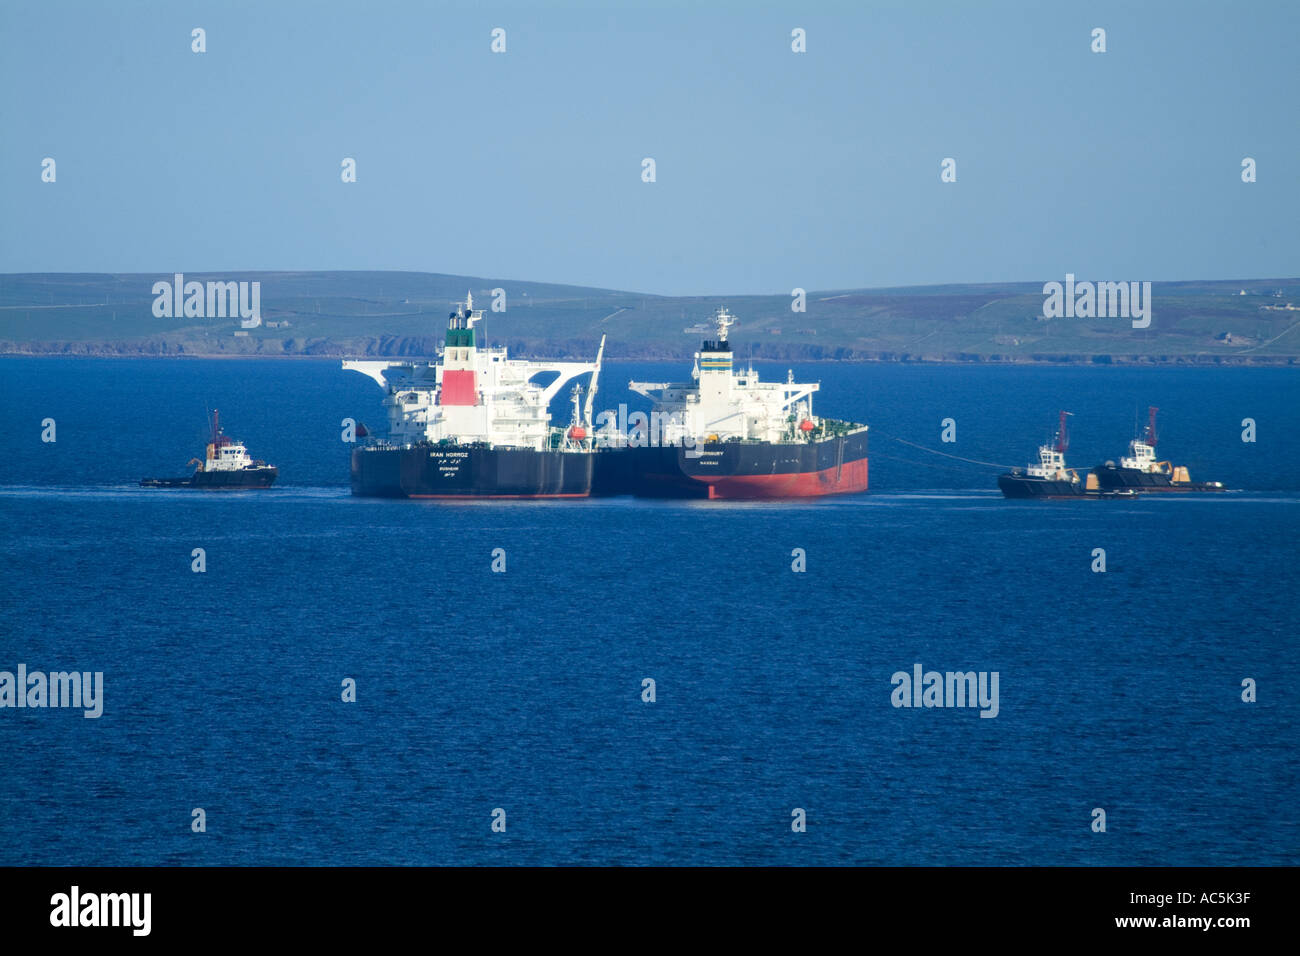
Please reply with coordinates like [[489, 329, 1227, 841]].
[[702, 457, 869, 499], [593, 429, 869, 499]]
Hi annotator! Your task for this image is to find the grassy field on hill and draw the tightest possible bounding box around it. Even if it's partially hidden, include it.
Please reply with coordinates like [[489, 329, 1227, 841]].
[[2, 271, 1297, 364]]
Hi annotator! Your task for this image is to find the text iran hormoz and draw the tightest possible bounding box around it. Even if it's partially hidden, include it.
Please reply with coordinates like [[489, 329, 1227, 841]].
[[0, 665, 103, 718]]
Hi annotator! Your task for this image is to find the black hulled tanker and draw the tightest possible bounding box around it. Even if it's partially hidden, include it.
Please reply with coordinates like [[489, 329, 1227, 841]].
[[343, 293, 604, 499], [352, 443, 593, 498]]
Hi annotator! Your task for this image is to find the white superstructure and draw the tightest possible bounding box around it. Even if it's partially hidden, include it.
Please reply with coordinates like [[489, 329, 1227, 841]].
[[192, 411, 263, 471], [199, 438, 258, 472], [1025, 444, 1073, 480], [1021, 411, 1078, 482], [343, 292, 603, 451], [1118, 437, 1167, 474], [1118, 407, 1172, 475], [620, 307, 824, 445]]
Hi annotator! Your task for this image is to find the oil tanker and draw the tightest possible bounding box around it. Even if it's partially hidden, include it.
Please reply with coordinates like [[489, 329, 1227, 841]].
[[343, 293, 604, 498], [1091, 407, 1225, 492], [593, 308, 869, 499], [140, 410, 278, 489]]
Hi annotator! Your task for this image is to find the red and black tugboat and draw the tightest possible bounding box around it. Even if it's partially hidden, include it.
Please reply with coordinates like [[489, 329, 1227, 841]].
[[998, 411, 1088, 498], [1092, 407, 1225, 493], [140, 410, 278, 489]]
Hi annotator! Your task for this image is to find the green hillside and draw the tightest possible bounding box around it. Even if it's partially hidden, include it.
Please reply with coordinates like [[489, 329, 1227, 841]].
[[1, 271, 1297, 364]]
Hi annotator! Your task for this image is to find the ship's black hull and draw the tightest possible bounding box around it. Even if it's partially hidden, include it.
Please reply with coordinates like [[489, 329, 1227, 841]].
[[140, 467, 278, 490], [1092, 466, 1175, 490], [1091, 465, 1225, 492], [594, 430, 869, 499], [997, 474, 1084, 498], [351, 444, 594, 498]]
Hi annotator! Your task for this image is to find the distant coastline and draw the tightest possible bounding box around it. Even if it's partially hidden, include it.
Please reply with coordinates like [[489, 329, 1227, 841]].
[[3, 270, 1298, 366], [2, 349, 1296, 366]]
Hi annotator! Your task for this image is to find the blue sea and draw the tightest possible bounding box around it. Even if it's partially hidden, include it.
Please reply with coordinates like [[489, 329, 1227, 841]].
[[1, 358, 1296, 865]]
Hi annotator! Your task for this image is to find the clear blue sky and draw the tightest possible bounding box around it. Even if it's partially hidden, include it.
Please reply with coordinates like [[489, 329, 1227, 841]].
[[1, 0, 1296, 295]]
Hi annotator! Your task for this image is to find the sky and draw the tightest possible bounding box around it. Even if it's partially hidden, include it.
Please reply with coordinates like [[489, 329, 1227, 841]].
[[1, 0, 1297, 296]]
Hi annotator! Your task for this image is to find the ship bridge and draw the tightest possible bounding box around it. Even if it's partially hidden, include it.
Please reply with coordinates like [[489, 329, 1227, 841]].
[[628, 307, 822, 444]]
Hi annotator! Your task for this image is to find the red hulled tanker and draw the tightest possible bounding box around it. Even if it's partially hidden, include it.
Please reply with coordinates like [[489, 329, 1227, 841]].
[[592, 307, 869, 499]]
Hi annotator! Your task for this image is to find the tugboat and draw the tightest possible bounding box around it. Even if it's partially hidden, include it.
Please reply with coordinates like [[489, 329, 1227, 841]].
[[140, 410, 278, 489], [1092, 407, 1225, 492], [592, 306, 869, 499], [343, 292, 604, 498], [998, 411, 1087, 498]]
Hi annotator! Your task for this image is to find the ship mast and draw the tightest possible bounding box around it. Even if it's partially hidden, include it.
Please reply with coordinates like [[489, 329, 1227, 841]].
[[1144, 406, 1159, 446], [1054, 410, 1072, 454], [714, 307, 736, 342]]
